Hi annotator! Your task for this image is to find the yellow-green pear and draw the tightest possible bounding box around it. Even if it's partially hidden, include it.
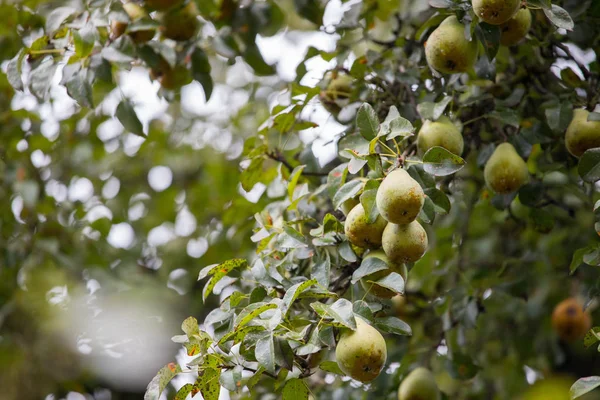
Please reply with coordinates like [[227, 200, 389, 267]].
[[382, 221, 428, 264], [565, 108, 600, 157], [160, 1, 199, 41], [417, 117, 464, 156], [398, 367, 441, 400], [340, 197, 360, 216], [472, 0, 521, 25], [425, 16, 478, 74], [360, 250, 407, 299], [321, 73, 353, 115], [335, 317, 387, 382], [500, 8, 532, 46], [344, 204, 388, 249], [483, 143, 529, 194], [376, 169, 424, 225]]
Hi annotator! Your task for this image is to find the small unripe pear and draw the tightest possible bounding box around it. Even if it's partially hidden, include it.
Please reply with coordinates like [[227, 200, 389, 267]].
[[160, 1, 199, 41], [360, 250, 407, 299], [483, 143, 529, 194], [565, 108, 600, 158], [344, 204, 388, 249], [382, 221, 428, 264], [500, 8, 532, 46], [376, 169, 424, 225], [335, 317, 387, 382], [425, 16, 478, 74], [417, 117, 464, 156], [398, 367, 440, 400], [472, 0, 521, 25], [145, 0, 184, 11]]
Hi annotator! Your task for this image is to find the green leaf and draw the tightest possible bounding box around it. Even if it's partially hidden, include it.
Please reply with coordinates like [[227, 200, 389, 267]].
[[475, 23, 501, 60], [66, 70, 93, 108], [282, 279, 318, 315], [425, 188, 451, 214], [375, 316, 412, 336], [583, 327, 600, 348], [234, 302, 279, 330], [311, 298, 356, 329], [282, 378, 310, 400], [545, 102, 573, 133], [45, 6, 76, 34], [332, 179, 363, 209], [241, 157, 265, 191], [174, 384, 194, 400], [489, 109, 520, 127], [195, 354, 221, 400], [578, 149, 600, 182], [181, 316, 199, 337], [144, 362, 182, 400], [7, 49, 25, 91], [360, 189, 379, 223], [351, 257, 388, 284], [199, 259, 247, 280], [243, 43, 275, 76], [288, 165, 306, 200], [366, 272, 405, 295], [116, 98, 144, 137], [356, 103, 379, 140], [570, 377, 600, 399], [419, 196, 435, 225], [256, 333, 276, 373], [74, 25, 95, 58], [544, 5, 574, 31], [423, 147, 466, 176], [191, 47, 213, 100], [311, 255, 331, 287], [319, 361, 344, 375], [29, 59, 58, 100], [202, 259, 248, 301]]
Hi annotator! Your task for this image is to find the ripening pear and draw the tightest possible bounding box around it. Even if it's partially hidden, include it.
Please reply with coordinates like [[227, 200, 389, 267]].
[[417, 117, 464, 156], [551, 298, 592, 342], [160, 1, 200, 41], [472, 0, 521, 25], [145, 0, 184, 11], [360, 250, 407, 299], [425, 16, 478, 74], [382, 221, 428, 264], [344, 204, 388, 249], [500, 8, 532, 46], [335, 317, 387, 382], [376, 169, 424, 225], [565, 109, 600, 157], [398, 367, 441, 400], [483, 143, 529, 194]]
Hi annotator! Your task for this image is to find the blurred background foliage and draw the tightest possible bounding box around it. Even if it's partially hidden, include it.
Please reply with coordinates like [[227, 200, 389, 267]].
[[1, 0, 600, 399]]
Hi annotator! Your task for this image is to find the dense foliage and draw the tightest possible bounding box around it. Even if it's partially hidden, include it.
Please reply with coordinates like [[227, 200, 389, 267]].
[[3, 0, 600, 399]]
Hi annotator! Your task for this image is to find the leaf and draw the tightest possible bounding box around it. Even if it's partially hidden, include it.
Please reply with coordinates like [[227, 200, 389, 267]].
[[475, 23, 501, 60], [311, 255, 331, 287], [319, 361, 345, 375], [332, 179, 363, 209], [191, 47, 213, 100], [424, 188, 451, 214], [433, 96, 452, 121], [544, 5, 574, 31], [66, 70, 93, 108], [199, 259, 247, 280], [45, 6, 76, 35], [356, 103, 379, 140], [256, 333, 276, 373], [429, 0, 453, 8], [74, 25, 95, 58], [202, 259, 248, 301], [241, 156, 264, 191], [282, 378, 310, 400], [7, 50, 25, 91], [174, 384, 193, 400], [366, 272, 405, 295], [29, 59, 58, 100], [579, 149, 600, 182], [196, 354, 221, 400], [311, 298, 356, 329], [144, 362, 182, 400], [360, 189, 379, 223], [181, 316, 199, 337], [570, 376, 600, 399], [545, 102, 573, 133], [570, 245, 599, 274], [584, 327, 600, 348], [288, 165, 306, 200], [282, 279, 318, 315], [489, 109, 520, 127], [375, 316, 412, 336], [116, 99, 144, 137], [234, 302, 278, 330], [423, 147, 466, 176], [351, 257, 388, 284]]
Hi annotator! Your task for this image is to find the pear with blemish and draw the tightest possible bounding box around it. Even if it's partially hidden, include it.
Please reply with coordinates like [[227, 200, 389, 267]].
[[565, 108, 600, 157], [335, 317, 387, 382], [376, 169, 425, 225], [484, 143, 529, 194], [472, 0, 521, 25], [398, 367, 441, 400], [382, 221, 428, 264], [500, 8, 532, 46], [344, 204, 388, 249], [417, 116, 464, 156], [425, 16, 478, 74], [360, 250, 407, 299]]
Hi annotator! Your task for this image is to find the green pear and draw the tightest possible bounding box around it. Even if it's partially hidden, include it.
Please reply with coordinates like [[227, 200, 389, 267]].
[[112, 3, 155, 43], [335, 317, 387, 382], [398, 367, 440, 400], [417, 117, 464, 156], [472, 0, 521, 25], [382, 221, 428, 263], [483, 143, 529, 194], [500, 8, 532, 46], [340, 197, 360, 216], [360, 250, 407, 299], [344, 204, 388, 248], [376, 169, 425, 225], [321, 73, 353, 115], [425, 16, 478, 74], [160, 1, 199, 41], [565, 108, 600, 157]]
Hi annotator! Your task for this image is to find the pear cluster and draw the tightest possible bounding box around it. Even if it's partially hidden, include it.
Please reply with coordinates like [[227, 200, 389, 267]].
[[425, 3, 532, 75]]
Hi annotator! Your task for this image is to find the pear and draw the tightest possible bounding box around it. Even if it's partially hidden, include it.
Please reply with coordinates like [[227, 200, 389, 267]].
[[417, 117, 464, 156], [483, 143, 529, 194], [500, 8, 532, 46], [376, 169, 425, 225], [565, 108, 600, 157], [340, 197, 360, 216], [145, 0, 184, 11], [398, 367, 441, 400], [425, 16, 478, 74], [335, 317, 387, 382], [112, 3, 155, 43], [360, 250, 407, 299], [160, 1, 200, 41], [382, 221, 428, 263], [321, 73, 353, 115], [551, 298, 592, 342], [344, 204, 388, 249], [472, 0, 521, 25]]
